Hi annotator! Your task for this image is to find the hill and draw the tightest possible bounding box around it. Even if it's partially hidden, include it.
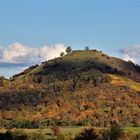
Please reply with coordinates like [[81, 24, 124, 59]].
[[0, 50, 140, 128], [12, 50, 140, 82]]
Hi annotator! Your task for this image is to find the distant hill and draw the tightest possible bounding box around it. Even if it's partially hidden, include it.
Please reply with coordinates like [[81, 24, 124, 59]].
[[0, 50, 140, 128]]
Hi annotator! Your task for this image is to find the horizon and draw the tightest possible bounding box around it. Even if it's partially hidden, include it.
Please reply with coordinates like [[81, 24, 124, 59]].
[[0, 0, 140, 77]]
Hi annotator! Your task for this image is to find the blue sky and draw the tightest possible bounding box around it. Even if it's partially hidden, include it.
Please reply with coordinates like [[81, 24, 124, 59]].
[[0, 0, 140, 78]]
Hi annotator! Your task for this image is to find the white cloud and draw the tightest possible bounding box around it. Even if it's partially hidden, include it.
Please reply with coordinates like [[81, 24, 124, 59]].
[[0, 42, 66, 64], [120, 45, 140, 65], [122, 54, 135, 62], [0, 42, 66, 78]]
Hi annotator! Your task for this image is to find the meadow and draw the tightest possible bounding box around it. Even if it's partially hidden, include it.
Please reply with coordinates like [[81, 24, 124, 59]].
[[0, 127, 140, 140]]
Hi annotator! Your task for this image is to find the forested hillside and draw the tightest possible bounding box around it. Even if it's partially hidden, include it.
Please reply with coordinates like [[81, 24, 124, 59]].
[[0, 50, 140, 128]]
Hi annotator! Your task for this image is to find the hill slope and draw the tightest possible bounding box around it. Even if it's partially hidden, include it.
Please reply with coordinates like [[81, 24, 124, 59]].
[[0, 50, 140, 128], [12, 50, 140, 83]]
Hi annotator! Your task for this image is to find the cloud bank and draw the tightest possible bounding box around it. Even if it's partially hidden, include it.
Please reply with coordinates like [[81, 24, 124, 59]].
[[120, 45, 140, 65], [0, 42, 66, 65], [0, 42, 66, 78]]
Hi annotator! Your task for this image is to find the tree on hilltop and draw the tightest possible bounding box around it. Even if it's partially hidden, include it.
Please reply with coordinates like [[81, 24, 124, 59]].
[[85, 46, 89, 50], [66, 46, 72, 53]]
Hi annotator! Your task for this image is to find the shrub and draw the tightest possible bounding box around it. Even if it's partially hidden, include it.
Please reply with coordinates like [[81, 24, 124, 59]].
[[108, 121, 124, 140], [60, 52, 65, 57], [75, 128, 99, 140], [102, 129, 111, 140], [0, 130, 14, 140], [101, 121, 124, 140], [51, 125, 60, 136]]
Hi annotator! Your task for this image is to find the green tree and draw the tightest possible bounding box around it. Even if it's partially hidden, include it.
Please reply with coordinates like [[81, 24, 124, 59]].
[[75, 128, 99, 140], [66, 46, 72, 53], [85, 46, 89, 50]]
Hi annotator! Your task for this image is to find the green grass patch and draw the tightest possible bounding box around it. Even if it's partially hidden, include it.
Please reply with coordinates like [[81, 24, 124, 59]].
[[0, 127, 140, 139], [123, 127, 140, 133]]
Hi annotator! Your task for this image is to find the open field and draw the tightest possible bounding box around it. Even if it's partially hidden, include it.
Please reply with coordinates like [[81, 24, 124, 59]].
[[0, 127, 140, 139], [1, 127, 82, 139], [123, 127, 140, 133]]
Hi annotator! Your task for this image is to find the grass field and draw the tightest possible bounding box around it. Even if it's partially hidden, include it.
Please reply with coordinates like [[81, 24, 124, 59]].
[[108, 74, 140, 92], [0, 127, 84, 139], [123, 127, 140, 133], [0, 127, 140, 139]]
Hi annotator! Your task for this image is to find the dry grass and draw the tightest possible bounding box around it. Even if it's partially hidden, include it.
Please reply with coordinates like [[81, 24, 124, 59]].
[[108, 74, 140, 92]]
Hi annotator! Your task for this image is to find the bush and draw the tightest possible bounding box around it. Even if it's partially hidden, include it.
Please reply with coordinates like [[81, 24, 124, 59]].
[[0, 130, 28, 140], [0, 130, 14, 140], [102, 129, 111, 140], [60, 52, 65, 57], [102, 121, 124, 140], [110, 121, 124, 140], [51, 125, 60, 136], [75, 128, 99, 140]]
